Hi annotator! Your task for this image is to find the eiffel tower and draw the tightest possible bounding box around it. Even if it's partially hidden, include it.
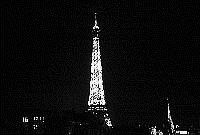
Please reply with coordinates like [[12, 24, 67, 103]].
[[167, 98, 175, 135], [88, 13, 112, 127]]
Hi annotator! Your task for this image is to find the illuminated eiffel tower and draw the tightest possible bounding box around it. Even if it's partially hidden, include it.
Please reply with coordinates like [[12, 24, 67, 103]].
[[167, 98, 175, 135], [88, 13, 112, 127]]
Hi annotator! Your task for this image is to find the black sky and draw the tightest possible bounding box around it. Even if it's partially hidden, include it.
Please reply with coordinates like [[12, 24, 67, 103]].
[[1, 0, 200, 127]]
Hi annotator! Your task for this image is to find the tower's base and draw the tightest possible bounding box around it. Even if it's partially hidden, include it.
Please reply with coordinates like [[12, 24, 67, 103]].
[[88, 105, 112, 127]]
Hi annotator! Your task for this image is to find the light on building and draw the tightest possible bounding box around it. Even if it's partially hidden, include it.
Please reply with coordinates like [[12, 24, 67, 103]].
[[176, 131, 188, 135], [34, 116, 38, 121], [33, 124, 38, 130], [23, 117, 29, 123]]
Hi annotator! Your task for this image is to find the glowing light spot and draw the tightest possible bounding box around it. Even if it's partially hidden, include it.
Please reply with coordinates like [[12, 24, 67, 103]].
[[34, 116, 39, 121], [23, 117, 28, 123], [33, 124, 38, 130]]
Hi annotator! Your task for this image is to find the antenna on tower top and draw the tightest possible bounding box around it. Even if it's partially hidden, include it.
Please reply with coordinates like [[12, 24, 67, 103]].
[[94, 13, 97, 26], [93, 12, 99, 30]]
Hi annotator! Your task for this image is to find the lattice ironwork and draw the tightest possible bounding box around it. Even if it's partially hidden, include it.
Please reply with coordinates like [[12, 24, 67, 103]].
[[88, 13, 112, 127]]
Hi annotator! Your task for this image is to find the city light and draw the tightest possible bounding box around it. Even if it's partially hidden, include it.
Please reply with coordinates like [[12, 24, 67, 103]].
[[23, 117, 29, 123]]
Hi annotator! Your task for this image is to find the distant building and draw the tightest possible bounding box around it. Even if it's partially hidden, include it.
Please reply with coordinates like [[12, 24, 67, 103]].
[[18, 109, 113, 134], [175, 130, 189, 135], [21, 115, 46, 134], [150, 126, 164, 135], [188, 127, 200, 135]]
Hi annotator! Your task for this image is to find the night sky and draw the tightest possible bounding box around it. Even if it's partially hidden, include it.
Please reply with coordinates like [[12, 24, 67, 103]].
[[1, 1, 200, 127]]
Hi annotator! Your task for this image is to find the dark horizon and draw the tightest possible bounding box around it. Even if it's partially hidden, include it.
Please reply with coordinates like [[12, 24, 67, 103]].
[[1, 0, 200, 128]]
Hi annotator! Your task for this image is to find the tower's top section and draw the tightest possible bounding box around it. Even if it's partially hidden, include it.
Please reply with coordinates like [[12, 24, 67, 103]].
[[167, 97, 170, 119], [93, 13, 99, 30], [95, 13, 97, 26]]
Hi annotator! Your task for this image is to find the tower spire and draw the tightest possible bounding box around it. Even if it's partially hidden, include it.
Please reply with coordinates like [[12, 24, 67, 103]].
[[93, 13, 99, 30], [95, 13, 97, 26]]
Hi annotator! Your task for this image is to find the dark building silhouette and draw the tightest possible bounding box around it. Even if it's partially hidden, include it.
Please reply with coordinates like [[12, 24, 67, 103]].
[[9, 109, 114, 134]]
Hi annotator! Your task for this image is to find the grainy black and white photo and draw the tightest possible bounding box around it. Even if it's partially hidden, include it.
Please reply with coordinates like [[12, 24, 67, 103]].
[[1, 0, 200, 134]]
